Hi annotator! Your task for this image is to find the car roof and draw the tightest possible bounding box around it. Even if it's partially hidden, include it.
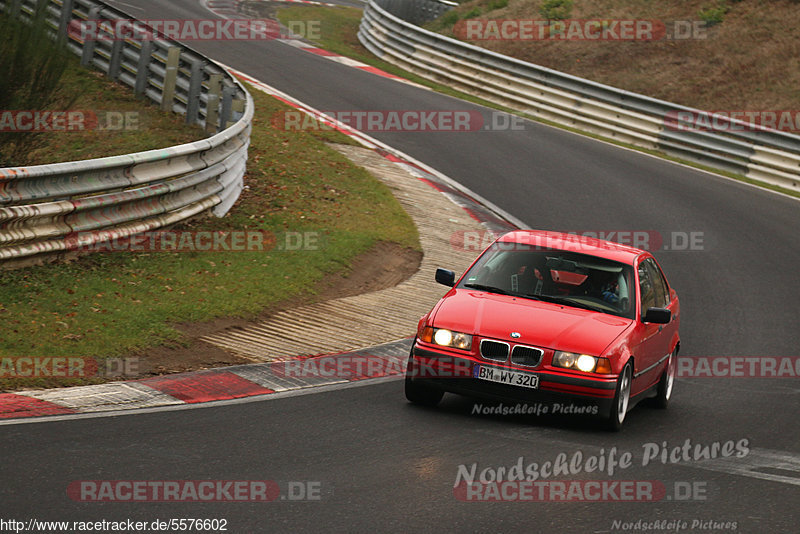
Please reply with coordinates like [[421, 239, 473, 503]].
[[496, 230, 646, 264]]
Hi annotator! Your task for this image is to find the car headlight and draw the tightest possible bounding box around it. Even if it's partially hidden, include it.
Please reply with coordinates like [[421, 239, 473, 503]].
[[553, 351, 612, 374], [430, 328, 472, 351]]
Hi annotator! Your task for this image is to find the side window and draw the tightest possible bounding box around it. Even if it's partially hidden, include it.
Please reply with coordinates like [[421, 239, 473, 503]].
[[638, 262, 655, 319], [644, 259, 669, 308]]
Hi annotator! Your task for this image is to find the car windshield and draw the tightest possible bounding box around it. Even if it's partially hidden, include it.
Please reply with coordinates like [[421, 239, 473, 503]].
[[458, 243, 636, 319]]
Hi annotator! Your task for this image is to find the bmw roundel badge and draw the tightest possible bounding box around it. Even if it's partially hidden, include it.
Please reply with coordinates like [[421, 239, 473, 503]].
[[510, 332, 521, 339]]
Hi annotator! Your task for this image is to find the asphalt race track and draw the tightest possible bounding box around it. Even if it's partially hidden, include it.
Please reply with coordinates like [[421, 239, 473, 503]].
[[1, 1, 798, 532]]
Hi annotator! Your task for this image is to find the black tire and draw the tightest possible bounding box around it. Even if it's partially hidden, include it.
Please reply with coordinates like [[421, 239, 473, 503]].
[[606, 362, 632, 431], [405, 376, 444, 406], [405, 351, 444, 406], [654, 349, 676, 409]]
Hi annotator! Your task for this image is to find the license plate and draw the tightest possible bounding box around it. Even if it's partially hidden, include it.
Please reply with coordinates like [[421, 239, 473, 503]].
[[474, 365, 539, 389]]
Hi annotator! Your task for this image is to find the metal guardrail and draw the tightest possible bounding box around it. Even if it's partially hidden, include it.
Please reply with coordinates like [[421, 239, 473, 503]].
[[369, 0, 456, 25], [0, 0, 253, 267], [358, 0, 800, 192]]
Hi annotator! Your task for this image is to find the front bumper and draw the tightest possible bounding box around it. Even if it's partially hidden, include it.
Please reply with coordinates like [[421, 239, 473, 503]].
[[408, 345, 618, 414]]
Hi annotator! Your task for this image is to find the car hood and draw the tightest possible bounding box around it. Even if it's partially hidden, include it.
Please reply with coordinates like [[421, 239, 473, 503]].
[[431, 289, 633, 356]]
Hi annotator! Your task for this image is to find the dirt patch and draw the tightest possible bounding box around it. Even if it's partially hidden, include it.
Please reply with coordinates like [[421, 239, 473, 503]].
[[130, 241, 422, 377]]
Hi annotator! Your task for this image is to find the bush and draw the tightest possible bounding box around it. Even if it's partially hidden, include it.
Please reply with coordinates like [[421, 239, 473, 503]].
[[539, 0, 573, 20], [698, 4, 730, 26], [487, 0, 509, 11], [0, 1, 74, 166], [438, 9, 461, 27], [463, 7, 482, 19]]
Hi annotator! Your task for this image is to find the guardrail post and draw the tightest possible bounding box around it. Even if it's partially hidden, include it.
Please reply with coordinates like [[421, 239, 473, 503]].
[[80, 6, 102, 67], [186, 58, 205, 125], [57, 0, 74, 45], [231, 96, 245, 122], [205, 73, 222, 134], [160, 46, 181, 112], [134, 40, 153, 96], [108, 38, 124, 80], [219, 86, 235, 132]]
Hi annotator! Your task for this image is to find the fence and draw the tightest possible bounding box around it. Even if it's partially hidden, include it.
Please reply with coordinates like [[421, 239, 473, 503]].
[[0, 0, 253, 267], [358, 0, 800, 192]]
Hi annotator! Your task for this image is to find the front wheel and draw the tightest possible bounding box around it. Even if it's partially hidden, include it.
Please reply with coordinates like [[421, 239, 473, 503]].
[[605, 362, 632, 431], [654, 349, 676, 409], [405, 354, 443, 406]]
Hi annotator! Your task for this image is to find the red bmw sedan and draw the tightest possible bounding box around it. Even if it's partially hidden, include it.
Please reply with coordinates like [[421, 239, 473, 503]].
[[405, 230, 680, 430]]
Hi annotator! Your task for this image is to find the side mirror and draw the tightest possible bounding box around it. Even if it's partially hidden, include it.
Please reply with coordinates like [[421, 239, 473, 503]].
[[435, 268, 456, 287], [643, 307, 671, 324]]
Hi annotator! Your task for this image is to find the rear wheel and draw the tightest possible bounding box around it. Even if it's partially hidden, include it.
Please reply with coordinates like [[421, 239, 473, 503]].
[[606, 362, 632, 431], [654, 349, 676, 409], [405, 352, 443, 406]]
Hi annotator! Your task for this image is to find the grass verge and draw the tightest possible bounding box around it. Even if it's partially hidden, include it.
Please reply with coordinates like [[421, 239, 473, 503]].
[[0, 69, 420, 390]]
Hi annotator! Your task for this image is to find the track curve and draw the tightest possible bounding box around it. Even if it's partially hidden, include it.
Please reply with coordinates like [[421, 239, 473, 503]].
[[1, 1, 797, 532]]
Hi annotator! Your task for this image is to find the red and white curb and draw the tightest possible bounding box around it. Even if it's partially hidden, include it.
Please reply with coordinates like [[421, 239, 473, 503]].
[[261, 0, 341, 7], [201, 0, 417, 85], [279, 39, 412, 83], [0, 340, 411, 420], [205, 0, 340, 14], [202, 0, 241, 17]]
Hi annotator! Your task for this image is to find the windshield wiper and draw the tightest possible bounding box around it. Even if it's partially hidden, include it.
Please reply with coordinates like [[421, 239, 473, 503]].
[[463, 283, 516, 296], [463, 284, 545, 301], [534, 294, 605, 313]]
